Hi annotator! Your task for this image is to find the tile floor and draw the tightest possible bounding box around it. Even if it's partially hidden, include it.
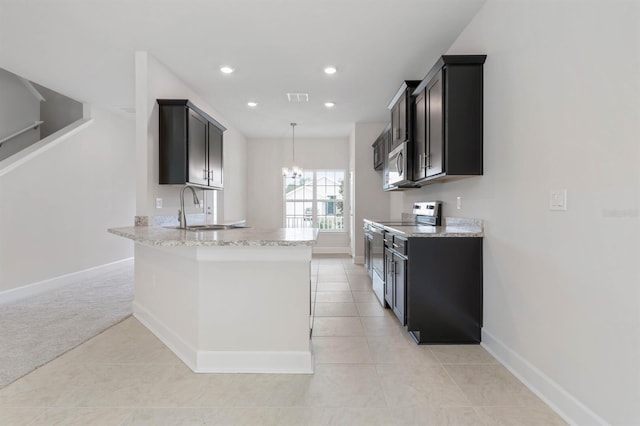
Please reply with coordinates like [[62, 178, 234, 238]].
[[0, 255, 566, 425]]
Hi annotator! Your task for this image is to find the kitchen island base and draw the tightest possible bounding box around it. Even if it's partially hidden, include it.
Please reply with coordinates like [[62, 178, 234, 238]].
[[133, 243, 313, 374]]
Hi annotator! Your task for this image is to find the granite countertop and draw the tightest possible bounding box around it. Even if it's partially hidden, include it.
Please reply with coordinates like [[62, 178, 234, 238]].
[[365, 217, 484, 238], [108, 226, 319, 247]]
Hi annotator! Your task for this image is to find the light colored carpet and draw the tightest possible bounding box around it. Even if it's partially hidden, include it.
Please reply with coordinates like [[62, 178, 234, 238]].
[[0, 260, 134, 388]]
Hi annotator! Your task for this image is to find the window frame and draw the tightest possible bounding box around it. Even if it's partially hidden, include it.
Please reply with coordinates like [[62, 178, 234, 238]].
[[283, 169, 346, 233]]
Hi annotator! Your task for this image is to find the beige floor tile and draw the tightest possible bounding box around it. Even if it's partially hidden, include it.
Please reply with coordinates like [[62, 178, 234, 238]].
[[312, 317, 364, 337], [30, 407, 134, 426], [445, 364, 543, 407], [315, 291, 353, 303], [429, 344, 498, 364], [345, 266, 369, 275], [303, 407, 393, 425], [123, 407, 217, 425], [316, 282, 351, 292], [360, 316, 404, 337], [143, 363, 218, 407], [314, 302, 358, 317], [376, 364, 471, 407], [348, 280, 373, 292], [66, 321, 181, 365], [347, 274, 372, 286], [304, 364, 386, 407], [55, 363, 168, 407], [352, 291, 379, 303], [312, 336, 374, 364], [0, 407, 46, 426], [367, 334, 440, 366], [0, 360, 89, 407], [476, 405, 568, 425], [388, 406, 482, 426], [356, 302, 387, 317], [191, 372, 311, 408], [317, 274, 349, 283], [212, 407, 306, 425]]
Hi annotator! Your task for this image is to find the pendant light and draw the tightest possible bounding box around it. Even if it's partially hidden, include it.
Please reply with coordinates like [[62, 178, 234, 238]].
[[282, 122, 303, 178]]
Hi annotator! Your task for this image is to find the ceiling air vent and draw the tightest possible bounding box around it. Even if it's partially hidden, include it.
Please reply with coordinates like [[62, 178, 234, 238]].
[[286, 92, 309, 103]]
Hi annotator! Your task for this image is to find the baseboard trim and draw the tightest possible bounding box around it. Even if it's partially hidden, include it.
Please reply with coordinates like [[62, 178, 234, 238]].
[[353, 255, 365, 265], [133, 302, 198, 371], [134, 301, 314, 374], [312, 247, 350, 254], [481, 328, 607, 426], [0, 258, 134, 305]]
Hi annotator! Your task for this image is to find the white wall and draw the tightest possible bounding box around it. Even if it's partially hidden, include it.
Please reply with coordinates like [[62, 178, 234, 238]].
[[0, 106, 135, 292], [400, 1, 640, 424], [350, 122, 392, 263], [247, 136, 350, 252], [135, 52, 247, 223]]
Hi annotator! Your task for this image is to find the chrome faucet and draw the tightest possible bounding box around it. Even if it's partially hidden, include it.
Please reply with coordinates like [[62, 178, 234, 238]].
[[178, 185, 200, 229]]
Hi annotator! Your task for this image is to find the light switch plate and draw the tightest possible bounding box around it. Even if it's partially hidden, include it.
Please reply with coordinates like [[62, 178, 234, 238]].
[[155, 198, 163, 209], [550, 189, 567, 211]]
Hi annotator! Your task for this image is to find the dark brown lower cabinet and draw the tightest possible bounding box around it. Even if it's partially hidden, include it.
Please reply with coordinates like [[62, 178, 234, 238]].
[[384, 233, 483, 344], [406, 237, 483, 344]]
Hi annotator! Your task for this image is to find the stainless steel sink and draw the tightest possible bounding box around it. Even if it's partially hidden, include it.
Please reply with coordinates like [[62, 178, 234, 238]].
[[166, 224, 248, 231]]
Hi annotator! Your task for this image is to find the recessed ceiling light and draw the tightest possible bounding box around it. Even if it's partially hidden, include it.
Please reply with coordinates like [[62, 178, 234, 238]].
[[324, 101, 336, 108], [220, 66, 235, 74], [323, 66, 337, 75], [247, 101, 258, 108]]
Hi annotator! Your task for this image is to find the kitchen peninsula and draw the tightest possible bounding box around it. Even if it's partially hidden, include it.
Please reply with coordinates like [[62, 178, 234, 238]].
[[108, 225, 318, 374]]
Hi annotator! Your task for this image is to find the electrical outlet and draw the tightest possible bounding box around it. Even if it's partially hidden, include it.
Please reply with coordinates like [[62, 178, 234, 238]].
[[550, 189, 567, 211], [155, 198, 163, 209], [456, 196, 462, 210]]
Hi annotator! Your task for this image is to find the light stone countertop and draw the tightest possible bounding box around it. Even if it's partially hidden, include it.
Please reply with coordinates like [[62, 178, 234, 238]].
[[364, 217, 484, 238], [108, 226, 319, 247]]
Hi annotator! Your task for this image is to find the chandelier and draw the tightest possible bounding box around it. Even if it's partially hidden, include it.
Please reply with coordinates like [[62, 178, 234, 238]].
[[282, 122, 303, 178]]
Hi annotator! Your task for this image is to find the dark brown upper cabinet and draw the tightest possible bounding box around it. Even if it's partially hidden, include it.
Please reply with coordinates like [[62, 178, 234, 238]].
[[388, 81, 420, 153], [412, 55, 486, 184], [372, 131, 385, 171], [157, 99, 226, 190]]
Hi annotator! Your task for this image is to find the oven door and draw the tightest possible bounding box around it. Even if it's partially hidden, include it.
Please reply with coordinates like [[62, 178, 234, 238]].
[[388, 142, 413, 186]]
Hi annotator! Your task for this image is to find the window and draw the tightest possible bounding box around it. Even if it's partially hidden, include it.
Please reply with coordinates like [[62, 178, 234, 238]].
[[284, 169, 345, 231]]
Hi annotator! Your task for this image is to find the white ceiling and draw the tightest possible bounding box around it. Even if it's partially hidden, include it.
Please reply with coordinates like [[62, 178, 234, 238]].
[[0, 0, 485, 139]]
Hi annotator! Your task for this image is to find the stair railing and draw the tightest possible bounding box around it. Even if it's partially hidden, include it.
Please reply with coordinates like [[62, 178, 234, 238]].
[[0, 121, 44, 148]]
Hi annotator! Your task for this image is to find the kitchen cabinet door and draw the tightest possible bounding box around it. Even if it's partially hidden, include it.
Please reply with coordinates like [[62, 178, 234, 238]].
[[388, 81, 419, 153], [384, 248, 394, 308], [413, 91, 426, 181], [372, 133, 384, 171], [187, 109, 208, 187], [426, 69, 444, 177], [390, 99, 401, 151], [207, 123, 223, 189], [392, 252, 406, 325]]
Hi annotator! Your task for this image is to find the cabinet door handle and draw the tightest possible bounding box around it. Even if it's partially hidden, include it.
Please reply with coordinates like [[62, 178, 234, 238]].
[[208, 169, 214, 181], [203, 169, 208, 180], [427, 153, 432, 169]]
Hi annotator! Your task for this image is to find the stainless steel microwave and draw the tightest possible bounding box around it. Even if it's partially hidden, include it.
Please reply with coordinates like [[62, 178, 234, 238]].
[[388, 142, 414, 187]]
